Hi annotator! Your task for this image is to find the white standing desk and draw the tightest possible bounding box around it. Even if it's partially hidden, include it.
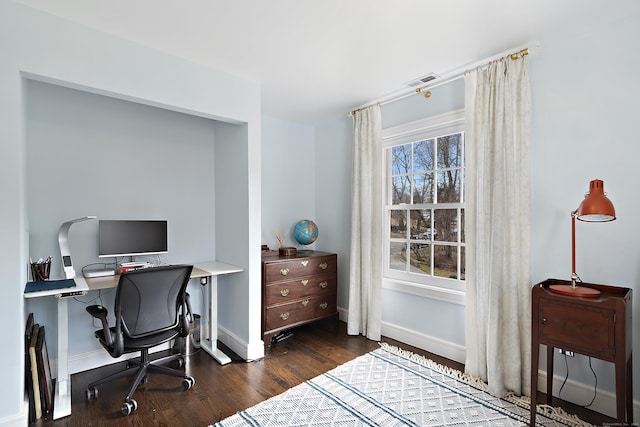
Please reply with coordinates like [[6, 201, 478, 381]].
[[23, 261, 242, 420]]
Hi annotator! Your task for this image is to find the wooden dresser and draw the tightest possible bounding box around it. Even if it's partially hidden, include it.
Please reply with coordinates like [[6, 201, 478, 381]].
[[261, 250, 338, 344]]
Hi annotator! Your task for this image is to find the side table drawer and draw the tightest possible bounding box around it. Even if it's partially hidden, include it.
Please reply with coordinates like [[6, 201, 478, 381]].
[[266, 294, 337, 329], [539, 298, 615, 360]]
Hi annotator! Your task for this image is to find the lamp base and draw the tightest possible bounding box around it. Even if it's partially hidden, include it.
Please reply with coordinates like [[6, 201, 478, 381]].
[[549, 284, 601, 298]]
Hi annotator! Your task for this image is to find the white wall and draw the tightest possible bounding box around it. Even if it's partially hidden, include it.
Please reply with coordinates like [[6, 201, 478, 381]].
[[1, 2, 261, 424], [261, 116, 316, 250], [530, 9, 640, 418], [315, 9, 640, 419]]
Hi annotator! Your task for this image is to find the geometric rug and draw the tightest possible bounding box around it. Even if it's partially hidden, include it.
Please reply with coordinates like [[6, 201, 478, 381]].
[[212, 343, 593, 427]]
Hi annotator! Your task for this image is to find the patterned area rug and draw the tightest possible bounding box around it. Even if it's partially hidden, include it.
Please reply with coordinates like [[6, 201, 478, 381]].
[[212, 343, 592, 427]]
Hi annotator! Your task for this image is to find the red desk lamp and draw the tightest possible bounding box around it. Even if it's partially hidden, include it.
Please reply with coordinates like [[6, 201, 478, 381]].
[[549, 179, 616, 298]]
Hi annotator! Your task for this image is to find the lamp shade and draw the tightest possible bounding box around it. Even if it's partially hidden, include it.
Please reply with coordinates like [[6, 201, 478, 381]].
[[575, 179, 616, 222]]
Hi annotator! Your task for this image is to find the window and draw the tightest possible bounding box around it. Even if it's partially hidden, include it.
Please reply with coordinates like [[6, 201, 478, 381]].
[[382, 109, 465, 300]]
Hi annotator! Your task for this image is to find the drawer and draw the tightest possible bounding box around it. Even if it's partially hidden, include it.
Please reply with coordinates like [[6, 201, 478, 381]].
[[265, 276, 336, 306], [265, 294, 337, 329], [263, 255, 337, 283], [538, 298, 615, 360]]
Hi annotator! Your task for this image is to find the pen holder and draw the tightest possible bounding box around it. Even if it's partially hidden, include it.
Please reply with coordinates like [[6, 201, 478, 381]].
[[30, 259, 51, 281]]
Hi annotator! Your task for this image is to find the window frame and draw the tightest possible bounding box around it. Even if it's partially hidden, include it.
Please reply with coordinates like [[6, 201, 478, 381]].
[[381, 109, 466, 305]]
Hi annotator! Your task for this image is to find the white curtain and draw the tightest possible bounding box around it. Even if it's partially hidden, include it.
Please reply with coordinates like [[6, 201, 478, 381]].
[[464, 56, 532, 397], [347, 104, 382, 341]]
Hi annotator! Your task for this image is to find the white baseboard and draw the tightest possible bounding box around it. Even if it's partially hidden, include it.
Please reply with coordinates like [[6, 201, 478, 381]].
[[380, 320, 466, 364], [537, 369, 640, 421], [0, 398, 28, 427], [338, 306, 466, 364], [217, 325, 265, 361]]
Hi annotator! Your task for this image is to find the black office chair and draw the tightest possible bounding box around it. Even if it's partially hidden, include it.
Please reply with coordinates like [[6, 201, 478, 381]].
[[85, 264, 195, 415]]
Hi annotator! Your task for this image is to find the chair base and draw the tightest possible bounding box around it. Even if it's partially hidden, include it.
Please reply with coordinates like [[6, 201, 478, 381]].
[[86, 348, 194, 415]]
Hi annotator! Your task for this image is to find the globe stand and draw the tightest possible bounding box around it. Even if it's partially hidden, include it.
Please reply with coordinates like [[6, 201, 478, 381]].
[[278, 247, 297, 257]]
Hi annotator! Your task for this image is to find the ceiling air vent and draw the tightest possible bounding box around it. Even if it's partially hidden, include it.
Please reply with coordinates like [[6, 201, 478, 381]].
[[407, 73, 439, 87]]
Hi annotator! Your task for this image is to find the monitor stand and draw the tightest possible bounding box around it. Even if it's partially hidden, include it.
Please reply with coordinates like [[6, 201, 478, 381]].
[[83, 268, 116, 278]]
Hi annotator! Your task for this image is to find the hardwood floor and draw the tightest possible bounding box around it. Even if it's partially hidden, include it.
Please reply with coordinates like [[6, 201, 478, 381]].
[[35, 320, 614, 427]]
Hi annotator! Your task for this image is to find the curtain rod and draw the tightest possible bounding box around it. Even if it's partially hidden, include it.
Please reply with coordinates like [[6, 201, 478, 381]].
[[349, 44, 534, 116]]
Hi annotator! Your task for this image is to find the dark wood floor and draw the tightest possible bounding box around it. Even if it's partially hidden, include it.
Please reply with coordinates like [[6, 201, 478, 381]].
[[35, 320, 614, 427]]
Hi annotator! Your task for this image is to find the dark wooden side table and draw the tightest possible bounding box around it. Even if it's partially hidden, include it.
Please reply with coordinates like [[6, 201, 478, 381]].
[[530, 279, 633, 426]]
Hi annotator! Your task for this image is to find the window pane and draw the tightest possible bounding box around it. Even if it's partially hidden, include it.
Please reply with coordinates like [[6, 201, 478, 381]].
[[413, 173, 434, 204], [409, 243, 431, 275], [409, 209, 432, 239], [391, 144, 411, 175], [385, 125, 465, 288], [437, 134, 462, 169], [434, 209, 458, 242], [389, 241, 406, 271], [392, 176, 411, 204], [413, 139, 434, 173], [434, 245, 457, 279], [390, 210, 407, 238], [436, 170, 461, 202]]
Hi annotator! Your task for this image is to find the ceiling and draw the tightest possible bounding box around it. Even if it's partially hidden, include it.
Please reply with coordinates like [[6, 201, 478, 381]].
[[13, 0, 640, 125]]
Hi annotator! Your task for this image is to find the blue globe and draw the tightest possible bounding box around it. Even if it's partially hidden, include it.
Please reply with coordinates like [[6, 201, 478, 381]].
[[293, 220, 319, 245]]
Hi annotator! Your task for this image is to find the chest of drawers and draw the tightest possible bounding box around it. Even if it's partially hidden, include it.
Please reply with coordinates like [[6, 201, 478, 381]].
[[261, 251, 338, 344]]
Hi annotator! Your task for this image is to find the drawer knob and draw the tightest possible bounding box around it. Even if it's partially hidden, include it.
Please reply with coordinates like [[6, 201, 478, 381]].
[[280, 289, 290, 297], [280, 268, 290, 276], [319, 281, 328, 289], [301, 260, 309, 267], [301, 299, 309, 306], [320, 302, 328, 309], [280, 312, 290, 320], [301, 279, 309, 286], [541, 318, 548, 325], [319, 262, 328, 270]]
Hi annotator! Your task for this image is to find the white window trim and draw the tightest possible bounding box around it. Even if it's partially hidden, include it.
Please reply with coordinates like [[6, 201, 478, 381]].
[[382, 109, 465, 148], [382, 108, 466, 305]]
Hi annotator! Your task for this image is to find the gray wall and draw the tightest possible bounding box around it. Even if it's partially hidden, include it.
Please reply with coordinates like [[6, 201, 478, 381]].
[[25, 80, 217, 359]]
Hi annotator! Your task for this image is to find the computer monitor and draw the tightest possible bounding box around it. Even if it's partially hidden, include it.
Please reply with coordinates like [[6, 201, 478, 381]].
[[98, 220, 168, 258]]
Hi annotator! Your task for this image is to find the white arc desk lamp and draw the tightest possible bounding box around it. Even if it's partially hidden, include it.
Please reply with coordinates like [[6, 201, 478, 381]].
[[58, 216, 96, 279]]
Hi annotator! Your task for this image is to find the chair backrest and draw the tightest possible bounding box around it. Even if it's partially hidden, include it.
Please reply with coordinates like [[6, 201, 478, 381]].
[[114, 264, 193, 339]]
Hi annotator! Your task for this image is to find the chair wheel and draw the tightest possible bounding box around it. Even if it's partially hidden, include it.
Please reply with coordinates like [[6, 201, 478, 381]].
[[121, 399, 137, 415], [175, 357, 184, 368], [85, 386, 98, 400], [182, 376, 195, 390]]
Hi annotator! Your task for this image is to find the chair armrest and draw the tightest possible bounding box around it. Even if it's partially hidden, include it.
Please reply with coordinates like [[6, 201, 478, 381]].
[[86, 305, 114, 346]]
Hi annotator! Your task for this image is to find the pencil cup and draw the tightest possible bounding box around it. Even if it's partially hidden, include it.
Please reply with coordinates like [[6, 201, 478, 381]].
[[30, 259, 51, 281]]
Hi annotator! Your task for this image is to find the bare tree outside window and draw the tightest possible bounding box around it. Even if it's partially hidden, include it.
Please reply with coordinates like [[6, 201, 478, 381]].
[[387, 131, 465, 282]]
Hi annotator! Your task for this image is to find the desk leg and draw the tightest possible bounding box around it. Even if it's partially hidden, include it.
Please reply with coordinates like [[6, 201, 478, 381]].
[[53, 297, 71, 419], [200, 275, 232, 365]]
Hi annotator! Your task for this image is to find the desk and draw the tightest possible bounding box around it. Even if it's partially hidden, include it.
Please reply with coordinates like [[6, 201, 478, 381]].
[[24, 261, 242, 420]]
